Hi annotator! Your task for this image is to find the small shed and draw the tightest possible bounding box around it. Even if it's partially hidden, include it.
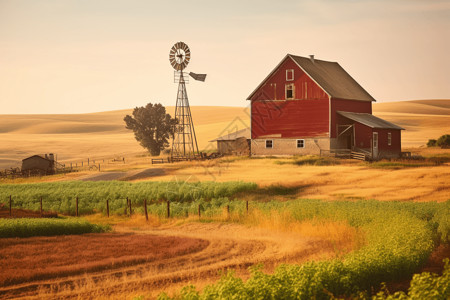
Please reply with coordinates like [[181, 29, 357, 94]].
[[21, 154, 56, 175], [210, 128, 251, 155], [337, 112, 404, 159]]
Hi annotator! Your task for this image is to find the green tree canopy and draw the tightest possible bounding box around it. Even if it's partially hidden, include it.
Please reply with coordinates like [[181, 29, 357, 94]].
[[124, 103, 177, 156]]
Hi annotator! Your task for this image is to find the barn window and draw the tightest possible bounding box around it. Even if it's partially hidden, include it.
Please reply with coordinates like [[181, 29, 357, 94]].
[[388, 132, 392, 146], [297, 139, 305, 148], [285, 84, 294, 99], [286, 69, 294, 81], [265, 140, 273, 149]]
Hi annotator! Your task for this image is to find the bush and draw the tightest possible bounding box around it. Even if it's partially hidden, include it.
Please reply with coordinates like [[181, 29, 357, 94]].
[[0, 218, 110, 238], [436, 134, 450, 148], [427, 139, 437, 147]]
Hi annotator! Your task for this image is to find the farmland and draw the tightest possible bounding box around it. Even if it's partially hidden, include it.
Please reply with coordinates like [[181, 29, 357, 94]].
[[0, 100, 449, 299]]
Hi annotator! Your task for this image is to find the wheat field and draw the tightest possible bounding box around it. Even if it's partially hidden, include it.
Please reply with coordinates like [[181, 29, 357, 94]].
[[1, 100, 449, 169]]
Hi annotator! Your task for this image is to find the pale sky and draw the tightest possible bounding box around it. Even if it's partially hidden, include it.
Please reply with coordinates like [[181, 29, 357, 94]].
[[1, 0, 449, 114]]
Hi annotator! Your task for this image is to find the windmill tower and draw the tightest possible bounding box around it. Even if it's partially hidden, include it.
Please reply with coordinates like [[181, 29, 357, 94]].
[[169, 42, 206, 161]]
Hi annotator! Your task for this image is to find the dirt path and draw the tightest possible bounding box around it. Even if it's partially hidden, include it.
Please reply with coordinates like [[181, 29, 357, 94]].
[[1, 223, 338, 299], [79, 168, 165, 181]]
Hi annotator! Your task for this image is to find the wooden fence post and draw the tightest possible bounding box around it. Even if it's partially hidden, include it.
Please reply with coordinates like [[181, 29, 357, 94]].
[[98, 164, 101, 172], [76, 197, 79, 217], [167, 201, 170, 218], [40, 196, 43, 217], [106, 199, 109, 218], [9, 195, 12, 217], [198, 204, 201, 218], [88, 158, 90, 166], [246, 200, 249, 214], [128, 198, 132, 217], [144, 199, 148, 221], [226, 204, 230, 217]]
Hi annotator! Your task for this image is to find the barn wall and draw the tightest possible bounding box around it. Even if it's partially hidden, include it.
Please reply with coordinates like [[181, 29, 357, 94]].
[[251, 138, 330, 156], [354, 122, 373, 150], [330, 98, 372, 138], [374, 128, 401, 158], [22, 157, 52, 172], [251, 99, 329, 139], [249, 58, 329, 102]]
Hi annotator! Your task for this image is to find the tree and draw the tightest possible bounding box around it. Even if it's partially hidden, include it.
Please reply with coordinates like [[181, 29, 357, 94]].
[[124, 103, 177, 156], [436, 134, 450, 148], [427, 139, 437, 147]]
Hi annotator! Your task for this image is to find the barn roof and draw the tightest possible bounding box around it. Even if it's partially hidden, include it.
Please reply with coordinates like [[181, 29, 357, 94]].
[[209, 128, 251, 142], [338, 111, 404, 130], [22, 155, 53, 162], [247, 54, 375, 102]]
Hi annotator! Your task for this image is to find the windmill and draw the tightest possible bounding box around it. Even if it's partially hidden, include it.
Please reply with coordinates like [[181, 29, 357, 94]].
[[169, 42, 206, 161]]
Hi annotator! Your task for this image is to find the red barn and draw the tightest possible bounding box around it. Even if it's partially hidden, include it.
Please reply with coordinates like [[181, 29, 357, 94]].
[[247, 54, 404, 160]]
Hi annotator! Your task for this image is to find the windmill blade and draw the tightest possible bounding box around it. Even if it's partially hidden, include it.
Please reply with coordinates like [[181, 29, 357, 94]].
[[189, 72, 207, 82]]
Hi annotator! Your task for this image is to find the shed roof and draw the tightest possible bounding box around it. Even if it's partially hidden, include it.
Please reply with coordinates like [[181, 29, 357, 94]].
[[337, 111, 404, 130], [247, 54, 375, 102], [22, 154, 54, 162], [209, 128, 251, 142]]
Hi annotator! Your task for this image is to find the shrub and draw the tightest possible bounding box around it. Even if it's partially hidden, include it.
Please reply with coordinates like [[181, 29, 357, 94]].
[[0, 218, 110, 238], [427, 139, 437, 147], [436, 134, 450, 148]]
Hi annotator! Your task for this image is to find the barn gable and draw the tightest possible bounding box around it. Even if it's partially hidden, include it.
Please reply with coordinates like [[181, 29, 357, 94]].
[[247, 54, 375, 102]]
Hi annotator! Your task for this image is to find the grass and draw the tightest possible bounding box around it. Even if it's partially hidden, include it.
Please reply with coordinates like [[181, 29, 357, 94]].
[[0, 181, 257, 215], [156, 199, 449, 299], [0, 217, 110, 238], [275, 155, 341, 166]]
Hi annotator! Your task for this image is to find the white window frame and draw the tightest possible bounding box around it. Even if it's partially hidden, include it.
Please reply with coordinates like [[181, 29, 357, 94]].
[[285, 83, 295, 100], [265, 140, 273, 149], [296, 139, 305, 148], [286, 69, 294, 81], [373, 132, 378, 149], [388, 132, 392, 146]]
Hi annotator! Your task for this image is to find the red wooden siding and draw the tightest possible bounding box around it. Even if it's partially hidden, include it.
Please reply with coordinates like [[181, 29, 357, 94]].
[[330, 98, 372, 138], [249, 58, 329, 101], [354, 122, 373, 148], [375, 128, 401, 152], [353, 123, 401, 152], [250, 57, 330, 139], [251, 99, 329, 138]]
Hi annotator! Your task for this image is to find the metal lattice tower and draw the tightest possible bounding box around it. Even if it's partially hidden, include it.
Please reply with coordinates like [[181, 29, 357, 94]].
[[169, 42, 206, 160], [171, 71, 199, 159]]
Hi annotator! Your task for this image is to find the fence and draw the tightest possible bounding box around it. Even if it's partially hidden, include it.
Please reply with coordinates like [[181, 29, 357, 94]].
[[3, 195, 251, 221]]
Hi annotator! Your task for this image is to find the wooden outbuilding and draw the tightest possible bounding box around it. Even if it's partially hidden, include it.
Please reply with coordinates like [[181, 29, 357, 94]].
[[21, 154, 56, 175], [210, 128, 251, 155], [247, 54, 404, 160]]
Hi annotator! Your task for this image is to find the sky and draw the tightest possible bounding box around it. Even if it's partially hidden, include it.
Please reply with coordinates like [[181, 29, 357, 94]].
[[0, 0, 449, 114]]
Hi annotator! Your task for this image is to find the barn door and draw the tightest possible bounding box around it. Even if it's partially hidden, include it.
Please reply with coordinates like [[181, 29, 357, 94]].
[[372, 132, 379, 159]]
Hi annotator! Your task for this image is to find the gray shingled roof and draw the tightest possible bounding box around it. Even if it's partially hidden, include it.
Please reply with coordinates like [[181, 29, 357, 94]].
[[247, 54, 375, 102], [209, 128, 251, 142], [338, 111, 404, 130]]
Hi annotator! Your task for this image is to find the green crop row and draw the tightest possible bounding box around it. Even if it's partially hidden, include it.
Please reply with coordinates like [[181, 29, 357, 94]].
[[0, 181, 257, 215], [157, 199, 449, 299], [0, 218, 111, 238]]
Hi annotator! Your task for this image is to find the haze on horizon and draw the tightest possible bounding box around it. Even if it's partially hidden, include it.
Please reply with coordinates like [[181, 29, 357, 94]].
[[1, 0, 449, 114]]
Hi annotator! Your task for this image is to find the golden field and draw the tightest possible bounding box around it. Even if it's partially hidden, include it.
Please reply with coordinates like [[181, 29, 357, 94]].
[[1, 99, 450, 169], [1, 100, 449, 203]]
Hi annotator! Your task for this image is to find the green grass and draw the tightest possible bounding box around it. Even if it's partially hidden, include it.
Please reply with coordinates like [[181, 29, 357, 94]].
[[367, 161, 436, 169], [0, 218, 110, 238], [0, 181, 257, 215], [157, 199, 449, 299], [275, 155, 341, 166]]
